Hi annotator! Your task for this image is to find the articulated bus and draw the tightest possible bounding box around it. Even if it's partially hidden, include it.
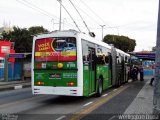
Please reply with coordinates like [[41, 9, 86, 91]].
[[32, 30, 130, 97]]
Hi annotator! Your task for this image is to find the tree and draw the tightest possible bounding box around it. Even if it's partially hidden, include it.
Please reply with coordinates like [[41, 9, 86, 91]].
[[28, 26, 48, 35], [2, 26, 49, 53], [2, 26, 32, 53], [152, 46, 156, 51], [103, 34, 136, 52]]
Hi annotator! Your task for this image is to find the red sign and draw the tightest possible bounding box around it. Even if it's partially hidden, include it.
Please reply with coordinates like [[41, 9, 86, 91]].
[[0, 40, 15, 62]]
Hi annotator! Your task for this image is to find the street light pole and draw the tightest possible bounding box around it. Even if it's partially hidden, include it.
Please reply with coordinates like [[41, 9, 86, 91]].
[[51, 19, 54, 31], [100, 25, 105, 40], [154, 0, 160, 114], [63, 18, 67, 30], [115, 26, 119, 35], [59, 0, 62, 31]]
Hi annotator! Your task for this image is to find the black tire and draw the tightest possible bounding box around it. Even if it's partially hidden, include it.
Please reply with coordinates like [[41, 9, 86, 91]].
[[96, 79, 103, 97]]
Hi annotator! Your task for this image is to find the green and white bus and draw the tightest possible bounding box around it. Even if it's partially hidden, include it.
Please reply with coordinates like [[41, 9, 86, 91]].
[[32, 30, 130, 97]]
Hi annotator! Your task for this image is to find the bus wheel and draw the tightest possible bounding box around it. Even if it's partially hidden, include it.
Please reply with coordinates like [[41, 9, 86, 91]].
[[97, 79, 103, 97]]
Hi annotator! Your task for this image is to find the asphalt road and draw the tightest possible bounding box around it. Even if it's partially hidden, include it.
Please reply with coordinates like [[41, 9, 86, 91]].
[[0, 80, 147, 120]]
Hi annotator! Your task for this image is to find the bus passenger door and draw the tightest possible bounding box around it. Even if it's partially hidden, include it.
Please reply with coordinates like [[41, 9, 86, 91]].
[[108, 53, 112, 86], [88, 48, 96, 93]]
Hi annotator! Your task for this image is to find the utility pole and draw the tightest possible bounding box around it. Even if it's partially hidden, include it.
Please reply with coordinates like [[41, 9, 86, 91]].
[[115, 26, 119, 35], [100, 25, 105, 40], [63, 18, 66, 30], [4, 54, 9, 82], [51, 18, 66, 31], [51, 19, 54, 31], [154, 0, 160, 114], [59, 0, 62, 31]]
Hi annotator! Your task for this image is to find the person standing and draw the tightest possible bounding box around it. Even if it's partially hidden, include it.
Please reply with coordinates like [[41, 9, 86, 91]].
[[131, 65, 137, 81], [139, 65, 144, 81], [134, 65, 139, 80]]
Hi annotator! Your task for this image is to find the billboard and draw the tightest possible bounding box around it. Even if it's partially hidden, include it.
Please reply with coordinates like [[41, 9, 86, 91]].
[[0, 41, 15, 62], [35, 37, 76, 62]]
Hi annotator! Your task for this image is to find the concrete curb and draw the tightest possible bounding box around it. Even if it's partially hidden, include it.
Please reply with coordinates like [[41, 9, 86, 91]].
[[0, 83, 31, 92], [0, 80, 30, 86]]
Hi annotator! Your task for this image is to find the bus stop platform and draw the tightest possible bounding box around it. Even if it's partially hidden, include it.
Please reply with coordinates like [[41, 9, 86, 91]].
[[0, 79, 31, 91], [81, 76, 157, 120]]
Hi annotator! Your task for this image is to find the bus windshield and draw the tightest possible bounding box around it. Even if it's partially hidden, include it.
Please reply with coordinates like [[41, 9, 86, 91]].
[[35, 37, 76, 62]]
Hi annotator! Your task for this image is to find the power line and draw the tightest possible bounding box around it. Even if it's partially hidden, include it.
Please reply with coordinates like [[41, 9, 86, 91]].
[[78, 0, 117, 33], [17, 0, 119, 34], [68, 0, 90, 33], [16, 0, 55, 19], [57, 0, 81, 32], [22, 0, 81, 30], [73, 0, 102, 26], [22, 0, 59, 20], [78, 0, 106, 24], [16, 0, 76, 30]]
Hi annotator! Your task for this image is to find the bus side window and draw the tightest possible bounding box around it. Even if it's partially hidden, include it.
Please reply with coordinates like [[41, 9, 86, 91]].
[[105, 55, 109, 63], [82, 40, 89, 65], [96, 46, 103, 65]]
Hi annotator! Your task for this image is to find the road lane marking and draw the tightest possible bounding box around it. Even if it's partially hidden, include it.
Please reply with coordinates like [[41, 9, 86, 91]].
[[113, 89, 117, 91], [102, 93, 108, 97], [0, 95, 46, 108], [14, 85, 22, 89], [108, 115, 116, 120], [128, 80, 132, 83], [56, 115, 66, 120], [69, 85, 129, 120], [83, 102, 93, 107]]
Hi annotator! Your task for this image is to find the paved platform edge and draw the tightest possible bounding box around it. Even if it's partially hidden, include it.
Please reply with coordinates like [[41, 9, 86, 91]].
[[0, 83, 31, 91]]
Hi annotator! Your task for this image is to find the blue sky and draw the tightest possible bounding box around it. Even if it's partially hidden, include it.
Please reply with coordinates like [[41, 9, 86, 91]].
[[0, 0, 159, 51]]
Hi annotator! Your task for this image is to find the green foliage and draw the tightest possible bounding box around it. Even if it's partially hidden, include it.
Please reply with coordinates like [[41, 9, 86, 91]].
[[103, 34, 136, 52], [28, 26, 48, 35], [2, 26, 49, 53], [152, 46, 156, 51]]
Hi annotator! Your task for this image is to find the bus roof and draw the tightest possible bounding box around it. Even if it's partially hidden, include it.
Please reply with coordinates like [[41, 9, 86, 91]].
[[33, 30, 129, 56], [116, 48, 130, 57], [33, 30, 112, 50]]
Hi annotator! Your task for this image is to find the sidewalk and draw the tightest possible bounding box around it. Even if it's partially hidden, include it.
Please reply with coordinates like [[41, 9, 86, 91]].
[[0, 79, 31, 91], [81, 76, 155, 120], [124, 76, 154, 114]]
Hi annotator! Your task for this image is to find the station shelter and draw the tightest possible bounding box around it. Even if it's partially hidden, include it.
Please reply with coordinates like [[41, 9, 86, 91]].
[[129, 51, 155, 76], [0, 40, 30, 81]]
